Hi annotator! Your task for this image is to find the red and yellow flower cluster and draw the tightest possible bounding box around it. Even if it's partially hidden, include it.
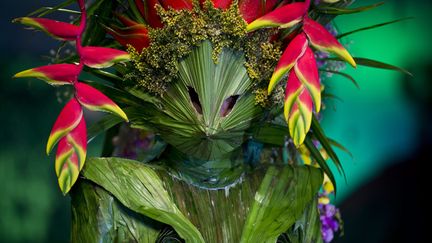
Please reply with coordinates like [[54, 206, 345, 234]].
[[14, 0, 129, 194]]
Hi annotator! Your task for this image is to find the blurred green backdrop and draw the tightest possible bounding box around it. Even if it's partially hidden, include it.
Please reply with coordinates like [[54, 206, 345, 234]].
[[0, 0, 430, 242]]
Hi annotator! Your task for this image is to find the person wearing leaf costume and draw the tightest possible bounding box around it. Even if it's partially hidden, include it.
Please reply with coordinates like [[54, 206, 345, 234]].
[[14, 0, 410, 242]]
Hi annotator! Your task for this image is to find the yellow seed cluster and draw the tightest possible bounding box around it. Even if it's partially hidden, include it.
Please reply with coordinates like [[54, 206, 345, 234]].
[[126, 2, 281, 98], [253, 88, 270, 107]]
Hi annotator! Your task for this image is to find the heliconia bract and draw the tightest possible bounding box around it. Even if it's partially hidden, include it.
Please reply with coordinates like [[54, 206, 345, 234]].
[[14, 0, 130, 194], [13, 17, 80, 41], [287, 88, 313, 146], [268, 33, 308, 94], [75, 82, 129, 122], [294, 47, 321, 113], [55, 114, 86, 194], [13, 64, 80, 85], [284, 69, 314, 146], [246, 1, 309, 32], [46, 98, 83, 155], [80, 46, 130, 68], [303, 17, 356, 68]]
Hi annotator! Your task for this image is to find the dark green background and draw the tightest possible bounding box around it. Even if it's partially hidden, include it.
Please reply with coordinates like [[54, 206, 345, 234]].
[[1, 1, 430, 242]]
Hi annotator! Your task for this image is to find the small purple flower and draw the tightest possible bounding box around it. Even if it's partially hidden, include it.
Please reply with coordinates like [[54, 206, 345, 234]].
[[318, 194, 343, 242]]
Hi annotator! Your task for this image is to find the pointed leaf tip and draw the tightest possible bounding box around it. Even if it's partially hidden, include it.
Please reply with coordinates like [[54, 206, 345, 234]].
[[246, 2, 307, 32], [14, 17, 80, 41], [75, 82, 129, 122], [47, 98, 83, 155], [303, 17, 356, 68], [81, 46, 130, 69], [14, 64, 80, 85]]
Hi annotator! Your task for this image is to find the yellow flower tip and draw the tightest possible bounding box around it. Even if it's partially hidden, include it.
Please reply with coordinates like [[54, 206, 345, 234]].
[[13, 69, 33, 78], [46, 140, 54, 155], [319, 196, 330, 205]]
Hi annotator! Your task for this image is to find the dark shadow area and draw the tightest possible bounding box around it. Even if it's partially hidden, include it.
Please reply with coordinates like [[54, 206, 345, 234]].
[[334, 60, 432, 243]]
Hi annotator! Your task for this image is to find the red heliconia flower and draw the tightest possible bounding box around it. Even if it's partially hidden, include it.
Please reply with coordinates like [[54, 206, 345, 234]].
[[46, 98, 83, 155], [15, 0, 129, 194], [75, 82, 129, 122], [294, 47, 320, 113], [13, 64, 80, 85], [245, 0, 356, 146], [303, 17, 356, 67], [268, 33, 308, 94], [13, 17, 80, 41], [239, 0, 279, 23], [283, 46, 320, 146], [105, 15, 150, 51], [80, 46, 130, 68], [55, 115, 87, 194], [134, 0, 164, 28], [246, 0, 309, 31]]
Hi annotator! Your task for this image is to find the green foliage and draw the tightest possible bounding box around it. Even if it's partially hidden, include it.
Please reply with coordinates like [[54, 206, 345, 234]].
[[353, 57, 413, 76], [240, 166, 323, 243], [147, 41, 262, 160], [71, 182, 163, 243], [278, 199, 323, 243], [82, 157, 205, 242], [337, 17, 414, 39], [76, 157, 322, 242], [316, 2, 384, 15]]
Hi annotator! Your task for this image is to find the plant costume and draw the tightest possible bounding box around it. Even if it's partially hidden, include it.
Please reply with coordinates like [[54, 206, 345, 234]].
[[14, 0, 410, 242]]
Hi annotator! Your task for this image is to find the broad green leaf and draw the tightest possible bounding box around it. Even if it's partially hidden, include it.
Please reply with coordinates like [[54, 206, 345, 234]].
[[253, 123, 289, 146], [279, 199, 323, 243], [316, 2, 384, 15], [337, 17, 414, 39], [71, 181, 163, 243], [240, 166, 323, 242], [82, 157, 205, 243]]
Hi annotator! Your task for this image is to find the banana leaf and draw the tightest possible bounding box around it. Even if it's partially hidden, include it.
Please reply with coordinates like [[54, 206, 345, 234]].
[[81, 158, 205, 242], [71, 181, 163, 243], [76, 157, 323, 242]]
